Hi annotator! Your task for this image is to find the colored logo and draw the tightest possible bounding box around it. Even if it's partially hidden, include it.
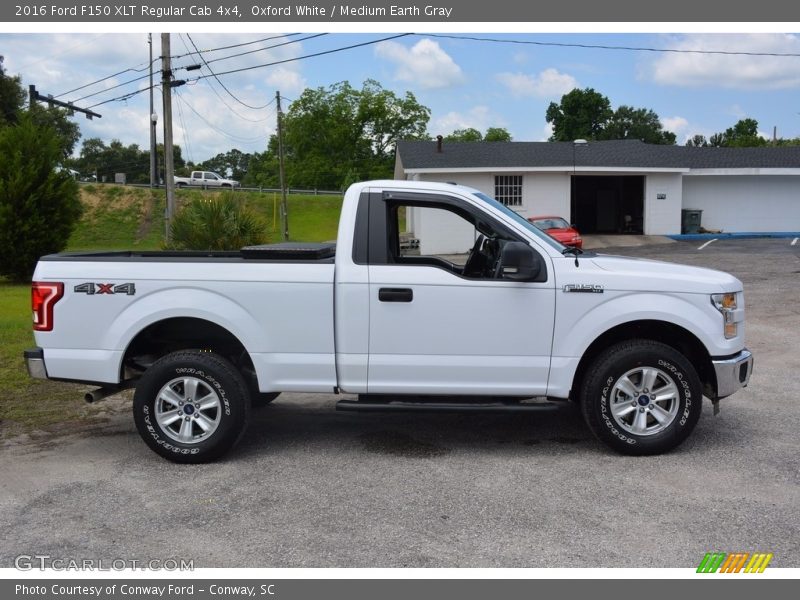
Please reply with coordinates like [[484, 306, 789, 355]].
[[697, 552, 773, 573]]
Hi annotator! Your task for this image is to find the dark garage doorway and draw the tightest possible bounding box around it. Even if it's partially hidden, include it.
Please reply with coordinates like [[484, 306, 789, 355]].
[[571, 175, 644, 234]]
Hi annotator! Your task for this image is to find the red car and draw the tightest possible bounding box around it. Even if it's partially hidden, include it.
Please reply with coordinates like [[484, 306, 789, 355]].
[[528, 216, 583, 248]]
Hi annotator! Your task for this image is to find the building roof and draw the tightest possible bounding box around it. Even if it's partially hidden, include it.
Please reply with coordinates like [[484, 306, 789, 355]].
[[396, 139, 800, 171]]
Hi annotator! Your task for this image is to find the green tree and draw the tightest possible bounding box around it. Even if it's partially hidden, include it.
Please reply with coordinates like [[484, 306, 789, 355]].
[[0, 114, 81, 281], [0, 56, 26, 125], [197, 149, 252, 181], [443, 127, 512, 142], [546, 88, 612, 141], [0, 58, 80, 157], [444, 128, 483, 142], [720, 118, 767, 147], [250, 80, 430, 189], [75, 138, 183, 183], [546, 88, 675, 145], [686, 134, 709, 147], [484, 127, 513, 142], [600, 106, 676, 145]]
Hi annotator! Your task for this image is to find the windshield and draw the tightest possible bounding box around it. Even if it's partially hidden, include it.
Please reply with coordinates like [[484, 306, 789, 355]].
[[531, 217, 570, 230], [472, 192, 566, 251]]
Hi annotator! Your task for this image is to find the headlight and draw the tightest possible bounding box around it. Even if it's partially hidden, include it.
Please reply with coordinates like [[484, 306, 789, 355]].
[[711, 293, 738, 339]]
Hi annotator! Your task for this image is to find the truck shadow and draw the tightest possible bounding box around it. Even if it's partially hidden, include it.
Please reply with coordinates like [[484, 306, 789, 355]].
[[236, 397, 595, 459]]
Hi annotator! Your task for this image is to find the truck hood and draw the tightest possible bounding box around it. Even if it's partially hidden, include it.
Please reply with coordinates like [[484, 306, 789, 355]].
[[583, 253, 742, 294]]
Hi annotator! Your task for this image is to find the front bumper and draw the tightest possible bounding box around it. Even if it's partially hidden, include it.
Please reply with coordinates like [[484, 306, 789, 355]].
[[24, 348, 48, 379], [712, 348, 753, 399]]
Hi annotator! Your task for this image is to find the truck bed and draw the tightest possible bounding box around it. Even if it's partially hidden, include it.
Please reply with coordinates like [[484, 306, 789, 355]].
[[39, 242, 337, 263]]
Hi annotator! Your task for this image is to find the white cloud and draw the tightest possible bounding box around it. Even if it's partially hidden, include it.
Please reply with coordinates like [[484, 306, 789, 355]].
[[264, 68, 307, 97], [495, 68, 578, 98], [0, 33, 304, 159], [649, 33, 800, 89], [540, 122, 554, 141], [431, 105, 506, 136], [662, 116, 689, 134], [375, 38, 465, 89]]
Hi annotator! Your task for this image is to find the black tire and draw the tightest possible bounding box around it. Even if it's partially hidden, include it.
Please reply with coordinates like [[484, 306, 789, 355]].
[[133, 351, 251, 463], [252, 392, 281, 407], [176, 182, 186, 189], [580, 339, 702, 456]]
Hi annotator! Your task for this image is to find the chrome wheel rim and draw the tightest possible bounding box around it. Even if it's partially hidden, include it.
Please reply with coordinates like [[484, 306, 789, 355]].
[[154, 377, 221, 444], [609, 366, 680, 436]]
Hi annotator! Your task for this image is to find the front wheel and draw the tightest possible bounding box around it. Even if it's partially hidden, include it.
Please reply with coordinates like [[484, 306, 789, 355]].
[[580, 340, 702, 455], [133, 351, 251, 463]]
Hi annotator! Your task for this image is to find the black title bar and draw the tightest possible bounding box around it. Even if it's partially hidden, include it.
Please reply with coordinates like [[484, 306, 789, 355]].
[[4, 0, 800, 22]]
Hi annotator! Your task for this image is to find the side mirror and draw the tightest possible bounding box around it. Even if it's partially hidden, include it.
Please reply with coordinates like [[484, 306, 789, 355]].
[[498, 242, 542, 281]]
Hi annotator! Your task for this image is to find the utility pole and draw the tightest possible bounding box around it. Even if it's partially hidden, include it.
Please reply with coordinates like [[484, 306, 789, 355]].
[[148, 34, 157, 188], [161, 33, 176, 242], [276, 90, 289, 241]]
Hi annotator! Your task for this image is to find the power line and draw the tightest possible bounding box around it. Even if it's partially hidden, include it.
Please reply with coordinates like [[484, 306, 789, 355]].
[[55, 59, 157, 99], [422, 33, 800, 58], [170, 33, 304, 59], [183, 33, 276, 112], [87, 84, 155, 109], [174, 91, 267, 144], [202, 33, 328, 66], [71, 72, 152, 103], [173, 84, 194, 164], [189, 33, 412, 81]]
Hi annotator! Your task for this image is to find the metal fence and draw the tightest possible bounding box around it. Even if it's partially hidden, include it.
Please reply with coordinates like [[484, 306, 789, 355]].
[[79, 181, 343, 197]]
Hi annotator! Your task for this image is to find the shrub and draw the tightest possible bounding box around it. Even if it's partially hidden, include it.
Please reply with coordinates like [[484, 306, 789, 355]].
[[167, 193, 268, 250], [0, 115, 82, 281]]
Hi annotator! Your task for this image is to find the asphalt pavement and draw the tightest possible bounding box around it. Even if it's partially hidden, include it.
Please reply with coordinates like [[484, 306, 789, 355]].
[[1, 237, 798, 568]]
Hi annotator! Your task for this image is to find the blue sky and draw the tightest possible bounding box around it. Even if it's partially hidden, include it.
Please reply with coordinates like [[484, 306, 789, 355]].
[[2, 32, 800, 162]]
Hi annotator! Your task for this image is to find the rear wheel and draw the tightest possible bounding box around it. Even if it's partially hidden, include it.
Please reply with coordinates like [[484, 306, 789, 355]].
[[133, 351, 251, 463], [580, 340, 702, 455]]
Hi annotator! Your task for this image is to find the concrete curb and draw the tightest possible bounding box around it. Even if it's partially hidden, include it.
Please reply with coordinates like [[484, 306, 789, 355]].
[[669, 232, 800, 241]]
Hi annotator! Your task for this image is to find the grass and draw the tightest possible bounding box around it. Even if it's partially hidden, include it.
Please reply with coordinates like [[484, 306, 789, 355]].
[[1, 185, 343, 438]]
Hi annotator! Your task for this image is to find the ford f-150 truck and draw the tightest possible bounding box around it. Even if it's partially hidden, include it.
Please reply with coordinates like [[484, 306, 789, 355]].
[[174, 171, 240, 188], [25, 180, 753, 462]]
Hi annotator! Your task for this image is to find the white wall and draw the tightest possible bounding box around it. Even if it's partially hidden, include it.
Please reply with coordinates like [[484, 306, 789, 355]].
[[414, 206, 476, 255], [683, 175, 800, 233], [644, 173, 683, 235], [521, 173, 571, 220]]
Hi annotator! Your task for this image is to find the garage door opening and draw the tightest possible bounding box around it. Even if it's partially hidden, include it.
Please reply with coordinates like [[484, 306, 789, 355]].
[[571, 175, 644, 234]]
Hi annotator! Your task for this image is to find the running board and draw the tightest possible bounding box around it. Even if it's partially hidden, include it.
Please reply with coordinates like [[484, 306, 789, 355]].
[[336, 397, 561, 413]]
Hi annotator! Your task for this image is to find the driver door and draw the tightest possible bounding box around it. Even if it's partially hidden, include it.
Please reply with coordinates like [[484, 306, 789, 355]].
[[367, 192, 556, 396]]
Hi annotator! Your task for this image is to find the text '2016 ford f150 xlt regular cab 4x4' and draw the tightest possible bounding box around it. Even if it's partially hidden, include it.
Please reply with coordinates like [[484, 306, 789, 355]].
[[25, 180, 753, 462]]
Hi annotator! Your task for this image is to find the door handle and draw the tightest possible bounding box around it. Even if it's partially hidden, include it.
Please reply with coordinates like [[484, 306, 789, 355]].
[[378, 288, 413, 302]]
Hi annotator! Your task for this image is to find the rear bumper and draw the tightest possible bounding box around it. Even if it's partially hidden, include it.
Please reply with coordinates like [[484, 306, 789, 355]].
[[24, 348, 48, 380], [712, 349, 753, 399]]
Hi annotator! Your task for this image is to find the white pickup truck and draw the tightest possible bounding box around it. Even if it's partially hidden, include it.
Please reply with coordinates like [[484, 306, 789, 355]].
[[25, 180, 753, 462], [174, 170, 240, 189]]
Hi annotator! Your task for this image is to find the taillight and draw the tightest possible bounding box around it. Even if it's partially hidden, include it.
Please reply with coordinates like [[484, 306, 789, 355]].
[[32, 282, 64, 332]]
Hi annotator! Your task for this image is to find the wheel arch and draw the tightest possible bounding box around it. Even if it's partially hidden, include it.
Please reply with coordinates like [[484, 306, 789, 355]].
[[570, 319, 716, 402], [121, 317, 255, 384]]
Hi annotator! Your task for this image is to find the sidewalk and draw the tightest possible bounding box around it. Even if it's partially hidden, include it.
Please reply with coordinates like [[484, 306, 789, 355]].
[[582, 235, 676, 250]]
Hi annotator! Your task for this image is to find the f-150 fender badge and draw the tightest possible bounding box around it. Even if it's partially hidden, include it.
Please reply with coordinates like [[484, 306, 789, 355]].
[[563, 284, 604, 293]]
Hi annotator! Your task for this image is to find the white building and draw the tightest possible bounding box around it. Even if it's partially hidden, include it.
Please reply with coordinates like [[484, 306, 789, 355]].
[[394, 139, 800, 251]]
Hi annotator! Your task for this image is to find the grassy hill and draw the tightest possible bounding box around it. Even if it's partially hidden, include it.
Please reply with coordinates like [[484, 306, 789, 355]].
[[68, 184, 343, 250]]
